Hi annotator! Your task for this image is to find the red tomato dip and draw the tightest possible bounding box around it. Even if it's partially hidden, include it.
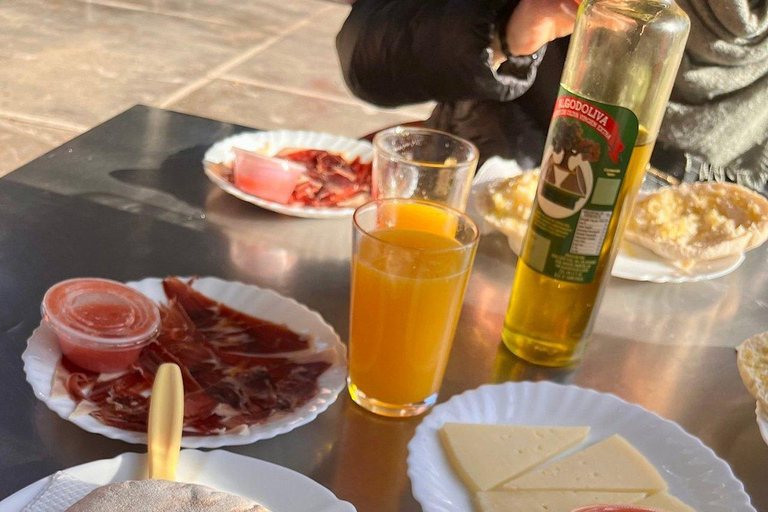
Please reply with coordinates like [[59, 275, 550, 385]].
[[42, 278, 160, 372]]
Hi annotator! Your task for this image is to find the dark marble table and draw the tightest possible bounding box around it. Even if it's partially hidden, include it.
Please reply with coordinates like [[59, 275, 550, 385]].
[[1, 105, 766, 511]]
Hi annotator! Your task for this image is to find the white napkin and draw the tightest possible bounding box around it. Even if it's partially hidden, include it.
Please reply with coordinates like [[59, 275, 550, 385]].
[[468, 156, 525, 235], [21, 472, 97, 512]]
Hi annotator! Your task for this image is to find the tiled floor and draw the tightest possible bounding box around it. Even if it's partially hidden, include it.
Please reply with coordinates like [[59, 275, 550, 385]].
[[0, 0, 433, 176]]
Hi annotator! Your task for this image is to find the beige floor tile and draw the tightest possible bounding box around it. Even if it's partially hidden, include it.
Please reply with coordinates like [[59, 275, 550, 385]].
[[168, 79, 422, 138], [0, 0, 271, 128], [0, 119, 78, 177], [226, 5, 351, 100], [84, 0, 327, 33], [226, 3, 435, 119]]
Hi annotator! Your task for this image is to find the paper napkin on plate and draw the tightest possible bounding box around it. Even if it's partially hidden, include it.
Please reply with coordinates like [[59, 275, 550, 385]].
[[21, 471, 97, 512]]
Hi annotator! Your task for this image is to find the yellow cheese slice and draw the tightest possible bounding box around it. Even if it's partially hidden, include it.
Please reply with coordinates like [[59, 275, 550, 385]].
[[634, 491, 696, 512], [476, 490, 645, 512], [439, 423, 589, 491], [503, 435, 667, 492]]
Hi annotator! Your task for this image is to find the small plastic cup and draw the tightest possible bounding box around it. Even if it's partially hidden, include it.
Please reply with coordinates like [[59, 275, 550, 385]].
[[233, 148, 305, 204], [41, 278, 160, 373]]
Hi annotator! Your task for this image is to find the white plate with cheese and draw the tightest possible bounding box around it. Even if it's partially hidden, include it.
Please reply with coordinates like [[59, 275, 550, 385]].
[[407, 381, 755, 512]]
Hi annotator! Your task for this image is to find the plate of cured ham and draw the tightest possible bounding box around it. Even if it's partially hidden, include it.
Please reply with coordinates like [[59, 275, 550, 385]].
[[203, 130, 373, 219], [22, 276, 347, 448]]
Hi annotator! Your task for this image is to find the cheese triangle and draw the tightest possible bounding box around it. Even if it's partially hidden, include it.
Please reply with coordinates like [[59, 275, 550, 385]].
[[439, 423, 589, 491], [503, 435, 667, 492], [476, 490, 646, 512], [634, 491, 696, 512]]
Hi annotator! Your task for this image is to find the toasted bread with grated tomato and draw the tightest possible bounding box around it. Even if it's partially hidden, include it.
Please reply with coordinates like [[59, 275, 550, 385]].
[[625, 182, 768, 267]]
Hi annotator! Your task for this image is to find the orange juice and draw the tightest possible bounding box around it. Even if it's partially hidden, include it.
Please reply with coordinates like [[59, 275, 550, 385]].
[[348, 228, 472, 412], [377, 202, 458, 238]]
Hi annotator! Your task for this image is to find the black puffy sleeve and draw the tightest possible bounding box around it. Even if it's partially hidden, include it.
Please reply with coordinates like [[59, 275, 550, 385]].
[[336, 0, 545, 108]]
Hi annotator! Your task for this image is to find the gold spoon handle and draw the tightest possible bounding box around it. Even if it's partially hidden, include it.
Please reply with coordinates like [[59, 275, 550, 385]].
[[148, 363, 184, 480]]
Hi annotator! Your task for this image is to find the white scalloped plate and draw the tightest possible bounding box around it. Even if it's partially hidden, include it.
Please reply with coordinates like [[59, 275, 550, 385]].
[[203, 130, 373, 219], [472, 158, 745, 283], [22, 276, 347, 448], [407, 381, 755, 512], [611, 241, 745, 283], [0, 449, 355, 512]]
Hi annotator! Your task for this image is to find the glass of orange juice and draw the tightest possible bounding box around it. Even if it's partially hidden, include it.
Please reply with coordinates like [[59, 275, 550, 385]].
[[373, 127, 479, 211], [348, 199, 479, 417]]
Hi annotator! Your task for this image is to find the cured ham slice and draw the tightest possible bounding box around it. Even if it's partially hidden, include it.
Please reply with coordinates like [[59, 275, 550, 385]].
[[58, 277, 332, 435], [229, 147, 372, 208], [281, 149, 371, 207], [163, 277, 309, 354]]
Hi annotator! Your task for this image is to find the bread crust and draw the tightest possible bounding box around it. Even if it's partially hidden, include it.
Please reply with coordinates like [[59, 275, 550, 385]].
[[737, 331, 768, 413], [66, 480, 270, 512]]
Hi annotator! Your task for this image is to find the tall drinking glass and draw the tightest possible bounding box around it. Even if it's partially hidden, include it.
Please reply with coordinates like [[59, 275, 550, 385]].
[[348, 199, 479, 417], [372, 127, 479, 211]]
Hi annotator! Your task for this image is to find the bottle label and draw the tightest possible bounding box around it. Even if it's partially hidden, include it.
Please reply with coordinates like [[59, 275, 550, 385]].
[[522, 86, 639, 284]]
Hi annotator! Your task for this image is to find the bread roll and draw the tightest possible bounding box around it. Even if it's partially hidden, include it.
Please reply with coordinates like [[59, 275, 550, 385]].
[[66, 480, 270, 512]]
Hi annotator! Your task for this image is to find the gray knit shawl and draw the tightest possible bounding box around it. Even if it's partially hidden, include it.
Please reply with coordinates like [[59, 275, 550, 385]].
[[659, 0, 768, 190]]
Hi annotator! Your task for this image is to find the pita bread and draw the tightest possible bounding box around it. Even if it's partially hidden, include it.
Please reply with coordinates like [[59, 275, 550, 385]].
[[737, 330, 768, 412], [66, 480, 270, 512], [625, 182, 768, 265]]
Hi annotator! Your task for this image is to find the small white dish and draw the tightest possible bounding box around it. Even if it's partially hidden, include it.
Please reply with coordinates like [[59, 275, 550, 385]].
[[407, 381, 755, 512], [203, 130, 373, 219], [22, 276, 347, 448], [0, 449, 355, 512]]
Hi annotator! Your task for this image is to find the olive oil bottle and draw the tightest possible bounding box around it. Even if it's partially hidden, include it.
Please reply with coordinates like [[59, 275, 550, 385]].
[[502, 0, 690, 367]]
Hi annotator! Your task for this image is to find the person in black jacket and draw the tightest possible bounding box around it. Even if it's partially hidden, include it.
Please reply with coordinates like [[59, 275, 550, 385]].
[[337, 0, 768, 195], [337, 0, 575, 171]]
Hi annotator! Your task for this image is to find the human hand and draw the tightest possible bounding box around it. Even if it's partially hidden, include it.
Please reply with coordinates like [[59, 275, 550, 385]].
[[505, 0, 581, 56]]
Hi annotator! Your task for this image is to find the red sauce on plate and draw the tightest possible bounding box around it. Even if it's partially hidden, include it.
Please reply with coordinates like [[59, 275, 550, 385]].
[[42, 278, 160, 372]]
